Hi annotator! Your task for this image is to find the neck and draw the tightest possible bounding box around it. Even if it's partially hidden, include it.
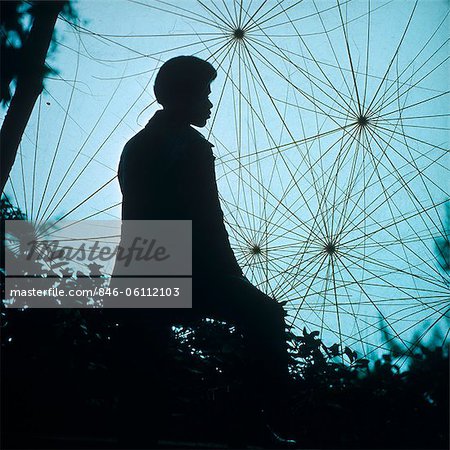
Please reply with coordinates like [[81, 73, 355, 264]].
[[160, 107, 190, 126]]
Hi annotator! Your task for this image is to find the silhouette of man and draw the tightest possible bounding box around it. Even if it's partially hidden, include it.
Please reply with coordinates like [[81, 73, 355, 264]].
[[115, 56, 294, 447]]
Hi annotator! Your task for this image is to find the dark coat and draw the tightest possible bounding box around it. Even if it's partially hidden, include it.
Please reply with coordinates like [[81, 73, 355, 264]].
[[118, 109, 242, 277]]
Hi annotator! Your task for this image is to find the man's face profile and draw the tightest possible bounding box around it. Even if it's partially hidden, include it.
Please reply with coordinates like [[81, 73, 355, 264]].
[[185, 83, 213, 128]]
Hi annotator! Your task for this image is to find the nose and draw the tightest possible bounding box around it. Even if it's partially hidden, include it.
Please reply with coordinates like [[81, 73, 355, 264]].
[[207, 98, 213, 109]]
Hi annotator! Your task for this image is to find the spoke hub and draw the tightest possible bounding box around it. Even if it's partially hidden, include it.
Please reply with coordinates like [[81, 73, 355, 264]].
[[324, 242, 337, 256], [250, 244, 262, 255], [233, 27, 245, 39], [357, 115, 369, 127]]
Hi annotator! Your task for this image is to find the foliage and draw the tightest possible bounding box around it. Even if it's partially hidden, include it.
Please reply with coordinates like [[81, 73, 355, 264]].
[[0, 196, 26, 220], [0, 0, 75, 104], [287, 327, 448, 449]]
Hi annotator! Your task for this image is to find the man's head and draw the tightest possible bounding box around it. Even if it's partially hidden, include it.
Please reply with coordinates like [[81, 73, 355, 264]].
[[154, 56, 217, 127]]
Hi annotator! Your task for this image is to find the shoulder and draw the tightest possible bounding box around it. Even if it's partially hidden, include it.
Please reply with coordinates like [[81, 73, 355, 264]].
[[121, 128, 152, 161]]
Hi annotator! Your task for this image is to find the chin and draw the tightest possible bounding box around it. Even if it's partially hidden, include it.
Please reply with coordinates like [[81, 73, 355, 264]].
[[191, 118, 208, 127]]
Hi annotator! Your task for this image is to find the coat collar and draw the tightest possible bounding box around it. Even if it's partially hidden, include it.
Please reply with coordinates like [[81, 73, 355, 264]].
[[146, 109, 214, 148]]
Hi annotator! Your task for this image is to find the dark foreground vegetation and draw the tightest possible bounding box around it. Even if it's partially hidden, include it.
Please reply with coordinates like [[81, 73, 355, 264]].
[[1, 199, 449, 449]]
